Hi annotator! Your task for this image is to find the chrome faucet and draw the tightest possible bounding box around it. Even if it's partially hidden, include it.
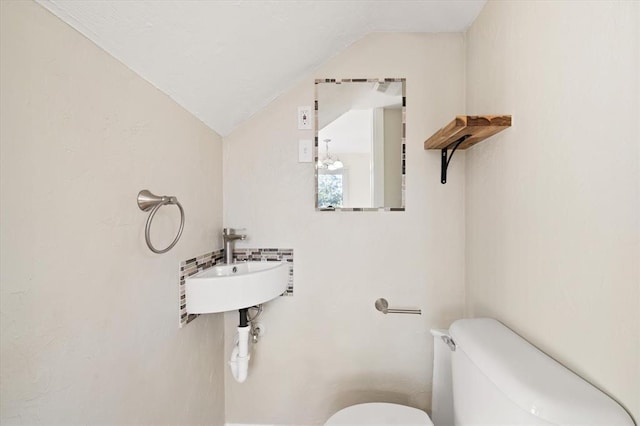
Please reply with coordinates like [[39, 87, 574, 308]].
[[223, 228, 247, 264]]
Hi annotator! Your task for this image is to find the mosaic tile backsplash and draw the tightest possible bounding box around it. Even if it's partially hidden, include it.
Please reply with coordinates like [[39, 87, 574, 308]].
[[179, 248, 294, 328]]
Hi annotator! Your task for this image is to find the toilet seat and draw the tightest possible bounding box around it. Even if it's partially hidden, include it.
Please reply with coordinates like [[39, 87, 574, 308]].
[[325, 402, 433, 425]]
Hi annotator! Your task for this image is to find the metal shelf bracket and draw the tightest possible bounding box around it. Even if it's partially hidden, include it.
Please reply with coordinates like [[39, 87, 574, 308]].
[[440, 135, 470, 184]]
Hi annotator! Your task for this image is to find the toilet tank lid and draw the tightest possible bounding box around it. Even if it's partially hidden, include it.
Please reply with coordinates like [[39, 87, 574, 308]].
[[449, 318, 634, 426]]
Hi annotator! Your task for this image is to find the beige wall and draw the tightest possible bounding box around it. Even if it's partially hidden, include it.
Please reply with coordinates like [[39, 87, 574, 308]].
[[223, 33, 466, 424], [0, 1, 225, 424], [465, 0, 639, 421]]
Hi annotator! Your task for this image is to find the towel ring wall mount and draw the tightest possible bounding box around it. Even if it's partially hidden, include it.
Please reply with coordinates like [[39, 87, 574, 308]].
[[137, 189, 185, 254]]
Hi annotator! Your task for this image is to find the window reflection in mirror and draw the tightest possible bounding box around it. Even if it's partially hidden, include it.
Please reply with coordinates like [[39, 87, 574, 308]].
[[315, 79, 405, 211]]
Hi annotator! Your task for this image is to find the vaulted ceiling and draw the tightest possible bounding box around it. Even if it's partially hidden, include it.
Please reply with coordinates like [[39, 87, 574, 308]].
[[37, 0, 486, 136]]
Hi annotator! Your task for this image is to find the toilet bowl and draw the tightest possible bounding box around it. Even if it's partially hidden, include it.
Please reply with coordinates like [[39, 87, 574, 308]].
[[325, 402, 432, 425], [324, 328, 452, 426]]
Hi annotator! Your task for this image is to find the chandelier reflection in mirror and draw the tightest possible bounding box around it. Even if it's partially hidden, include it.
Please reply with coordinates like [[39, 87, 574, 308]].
[[318, 139, 344, 171]]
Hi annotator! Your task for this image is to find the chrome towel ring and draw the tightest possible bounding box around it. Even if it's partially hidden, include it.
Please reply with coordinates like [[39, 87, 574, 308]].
[[137, 189, 185, 254]]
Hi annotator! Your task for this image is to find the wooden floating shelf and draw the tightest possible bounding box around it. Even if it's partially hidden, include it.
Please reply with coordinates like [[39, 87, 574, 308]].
[[424, 115, 512, 150], [424, 115, 512, 184]]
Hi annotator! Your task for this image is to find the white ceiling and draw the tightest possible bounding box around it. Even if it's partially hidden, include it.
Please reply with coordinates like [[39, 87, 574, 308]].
[[37, 0, 486, 136]]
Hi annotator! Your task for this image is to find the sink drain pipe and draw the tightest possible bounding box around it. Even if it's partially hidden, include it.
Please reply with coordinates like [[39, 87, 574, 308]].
[[229, 308, 250, 383]]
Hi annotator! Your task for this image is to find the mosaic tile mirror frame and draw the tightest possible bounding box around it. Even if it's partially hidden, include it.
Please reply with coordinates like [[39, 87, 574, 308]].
[[314, 78, 406, 212]]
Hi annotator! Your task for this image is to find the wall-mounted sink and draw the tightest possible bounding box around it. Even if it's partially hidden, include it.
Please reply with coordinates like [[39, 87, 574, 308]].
[[185, 261, 289, 314]]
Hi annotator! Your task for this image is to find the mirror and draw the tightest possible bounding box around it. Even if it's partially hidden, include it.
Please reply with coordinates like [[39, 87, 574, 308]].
[[314, 78, 405, 211]]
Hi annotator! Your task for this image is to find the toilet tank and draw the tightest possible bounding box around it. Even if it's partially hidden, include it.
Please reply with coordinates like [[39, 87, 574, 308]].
[[449, 318, 634, 426]]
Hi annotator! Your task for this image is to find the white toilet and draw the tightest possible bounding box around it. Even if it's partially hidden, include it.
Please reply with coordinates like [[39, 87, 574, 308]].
[[326, 318, 634, 426]]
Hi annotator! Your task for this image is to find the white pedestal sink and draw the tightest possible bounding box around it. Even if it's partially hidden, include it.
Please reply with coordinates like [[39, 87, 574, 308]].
[[185, 261, 289, 314]]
